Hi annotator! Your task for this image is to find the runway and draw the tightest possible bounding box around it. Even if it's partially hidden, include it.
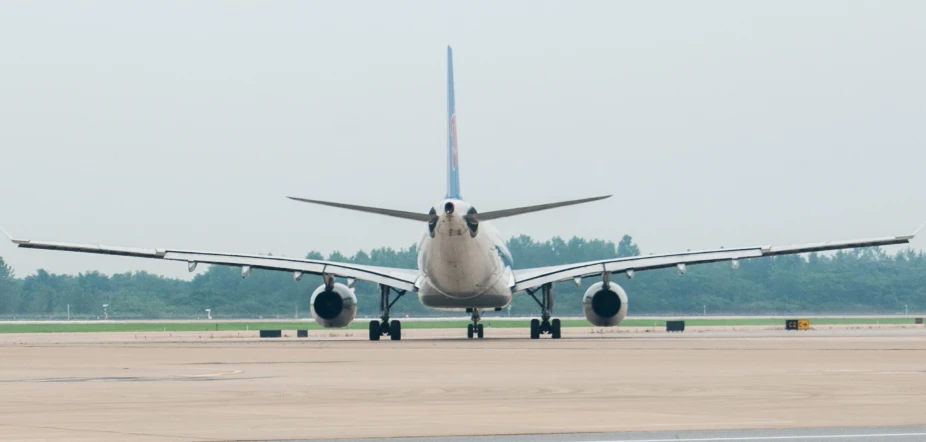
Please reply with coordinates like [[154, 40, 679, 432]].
[[311, 425, 926, 441], [1, 327, 924, 441]]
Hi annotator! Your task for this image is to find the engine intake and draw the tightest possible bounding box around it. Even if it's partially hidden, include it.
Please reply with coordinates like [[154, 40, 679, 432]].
[[582, 281, 628, 327], [310, 282, 357, 328]]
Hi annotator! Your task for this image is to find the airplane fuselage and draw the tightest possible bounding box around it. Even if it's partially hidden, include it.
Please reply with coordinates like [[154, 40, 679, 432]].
[[416, 199, 515, 309]]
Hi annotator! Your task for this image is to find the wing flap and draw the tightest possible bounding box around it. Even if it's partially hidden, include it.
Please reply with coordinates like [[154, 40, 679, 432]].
[[14, 239, 164, 259], [514, 232, 916, 293], [8, 236, 418, 292], [762, 235, 911, 256]]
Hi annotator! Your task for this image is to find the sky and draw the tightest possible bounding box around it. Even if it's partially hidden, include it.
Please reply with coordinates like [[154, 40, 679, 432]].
[[1, 1, 924, 280]]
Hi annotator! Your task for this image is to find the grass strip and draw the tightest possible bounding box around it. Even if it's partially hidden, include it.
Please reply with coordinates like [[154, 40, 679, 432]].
[[0, 317, 916, 333]]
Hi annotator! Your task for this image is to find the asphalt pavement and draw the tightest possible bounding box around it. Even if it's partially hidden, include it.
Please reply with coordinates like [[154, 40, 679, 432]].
[[305, 425, 926, 442]]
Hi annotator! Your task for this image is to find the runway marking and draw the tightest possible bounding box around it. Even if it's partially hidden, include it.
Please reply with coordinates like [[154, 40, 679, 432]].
[[584, 432, 926, 441], [534, 421, 794, 431], [184, 370, 243, 378], [0, 421, 201, 441]]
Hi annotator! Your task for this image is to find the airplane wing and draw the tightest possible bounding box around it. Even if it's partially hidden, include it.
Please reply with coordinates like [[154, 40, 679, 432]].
[[512, 230, 920, 293], [2, 231, 420, 292]]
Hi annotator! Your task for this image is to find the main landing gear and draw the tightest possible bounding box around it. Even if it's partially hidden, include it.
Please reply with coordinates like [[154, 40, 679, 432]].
[[526, 283, 561, 339], [466, 308, 484, 339], [369, 285, 406, 341]]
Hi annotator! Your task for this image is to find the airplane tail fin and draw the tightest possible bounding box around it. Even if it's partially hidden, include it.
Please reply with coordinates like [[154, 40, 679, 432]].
[[288, 49, 610, 224], [446, 46, 462, 200]]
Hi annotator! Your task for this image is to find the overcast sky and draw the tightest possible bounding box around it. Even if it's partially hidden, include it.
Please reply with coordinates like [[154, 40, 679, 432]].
[[1, 1, 924, 280]]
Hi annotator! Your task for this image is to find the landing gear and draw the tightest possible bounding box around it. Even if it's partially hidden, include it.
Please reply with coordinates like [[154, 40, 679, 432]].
[[370, 285, 406, 341], [466, 308, 483, 339], [526, 283, 561, 339], [528, 318, 561, 339], [466, 323, 484, 339]]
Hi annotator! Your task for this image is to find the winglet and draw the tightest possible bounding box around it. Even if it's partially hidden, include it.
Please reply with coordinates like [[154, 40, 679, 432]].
[[895, 220, 926, 242], [913, 220, 926, 237], [0, 225, 30, 246], [0, 225, 12, 242]]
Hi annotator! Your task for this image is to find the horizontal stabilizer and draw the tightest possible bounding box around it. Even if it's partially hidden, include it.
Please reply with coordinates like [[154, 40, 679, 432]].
[[287, 197, 431, 222], [476, 195, 612, 221]]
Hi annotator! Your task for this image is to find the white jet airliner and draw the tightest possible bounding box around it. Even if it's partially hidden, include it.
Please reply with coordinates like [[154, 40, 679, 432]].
[[2, 47, 920, 340]]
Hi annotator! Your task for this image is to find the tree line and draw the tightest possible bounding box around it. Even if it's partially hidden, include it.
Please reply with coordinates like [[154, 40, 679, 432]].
[[1, 234, 924, 320]]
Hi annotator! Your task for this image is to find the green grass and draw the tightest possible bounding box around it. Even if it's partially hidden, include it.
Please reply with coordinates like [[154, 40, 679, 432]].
[[0, 317, 917, 334]]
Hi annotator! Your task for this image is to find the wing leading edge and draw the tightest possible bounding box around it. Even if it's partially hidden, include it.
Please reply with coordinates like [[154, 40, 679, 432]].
[[513, 231, 919, 293], [6, 235, 420, 292]]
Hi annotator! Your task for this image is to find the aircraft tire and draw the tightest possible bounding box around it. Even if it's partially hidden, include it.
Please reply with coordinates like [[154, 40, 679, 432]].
[[551, 318, 561, 339], [390, 320, 402, 341], [369, 320, 380, 341], [467, 324, 474, 339], [530, 319, 540, 339], [476, 323, 484, 339]]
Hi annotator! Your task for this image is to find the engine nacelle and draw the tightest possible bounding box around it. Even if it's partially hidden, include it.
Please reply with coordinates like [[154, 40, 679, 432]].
[[310, 282, 357, 328], [582, 281, 628, 327]]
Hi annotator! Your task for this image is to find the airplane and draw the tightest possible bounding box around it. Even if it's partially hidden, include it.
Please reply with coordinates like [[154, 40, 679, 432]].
[[2, 47, 921, 340]]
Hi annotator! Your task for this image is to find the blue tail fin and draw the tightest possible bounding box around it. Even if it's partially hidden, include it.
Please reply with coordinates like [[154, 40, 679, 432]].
[[446, 46, 462, 200]]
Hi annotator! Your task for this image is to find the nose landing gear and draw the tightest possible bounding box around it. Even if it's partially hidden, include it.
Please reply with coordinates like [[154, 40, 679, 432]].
[[466, 308, 484, 339], [526, 283, 561, 339]]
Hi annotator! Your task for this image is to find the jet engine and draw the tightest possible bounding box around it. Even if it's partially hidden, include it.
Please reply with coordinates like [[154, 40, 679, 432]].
[[582, 281, 628, 326], [310, 282, 357, 328]]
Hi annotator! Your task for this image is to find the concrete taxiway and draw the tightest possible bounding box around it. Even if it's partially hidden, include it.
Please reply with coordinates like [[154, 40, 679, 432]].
[[1, 327, 924, 441], [312, 425, 926, 441]]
